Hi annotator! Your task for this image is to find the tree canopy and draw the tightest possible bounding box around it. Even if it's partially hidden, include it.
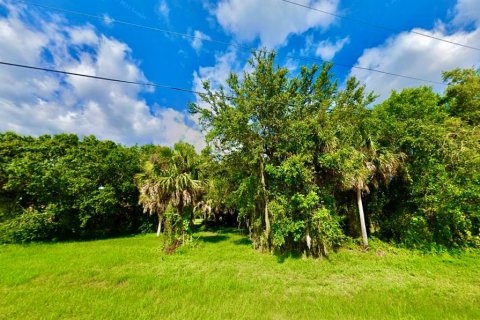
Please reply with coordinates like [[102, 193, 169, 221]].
[[1, 51, 479, 254]]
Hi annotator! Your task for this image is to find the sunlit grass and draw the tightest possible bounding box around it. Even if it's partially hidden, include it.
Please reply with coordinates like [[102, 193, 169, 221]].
[[1, 229, 479, 319]]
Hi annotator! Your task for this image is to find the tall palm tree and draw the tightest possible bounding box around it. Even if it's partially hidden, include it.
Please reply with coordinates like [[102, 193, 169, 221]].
[[136, 143, 203, 240], [329, 79, 403, 248], [333, 140, 403, 248]]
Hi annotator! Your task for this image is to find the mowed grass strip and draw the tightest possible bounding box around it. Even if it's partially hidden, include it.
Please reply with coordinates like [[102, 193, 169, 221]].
[[0, 230, 479, 320]]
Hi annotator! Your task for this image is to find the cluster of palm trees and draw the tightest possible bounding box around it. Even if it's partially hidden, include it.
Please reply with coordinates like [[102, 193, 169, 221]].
[[135, 139, 404, 250]]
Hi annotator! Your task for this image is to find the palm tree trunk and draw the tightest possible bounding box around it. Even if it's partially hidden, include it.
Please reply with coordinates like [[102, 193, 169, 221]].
[[189, 208, 194, 229], [305, 228, 312, 250], [356, 188, 368, 248], [156, 215, 163, 237]]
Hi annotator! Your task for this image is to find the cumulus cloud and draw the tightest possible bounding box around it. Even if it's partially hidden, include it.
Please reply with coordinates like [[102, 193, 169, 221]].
[[0, 2, 204, 149], [453, 0, 480, 26], [315, 37, 350, 60], [191, 30, 211, 51], [68, 25, 99, 46], [302, 35, 350, 60], [213, 0, 339, 47], [349, 1, 480, 99], [192, 48, 241, 95]]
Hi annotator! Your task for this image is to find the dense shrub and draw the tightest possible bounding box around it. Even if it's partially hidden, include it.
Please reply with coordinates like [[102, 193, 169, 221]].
[[0, 133, 152, 242], [0, 208, 58, 243]]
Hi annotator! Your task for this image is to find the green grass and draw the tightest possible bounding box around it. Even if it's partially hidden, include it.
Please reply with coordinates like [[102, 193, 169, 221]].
[[1, 229, 479, 320]]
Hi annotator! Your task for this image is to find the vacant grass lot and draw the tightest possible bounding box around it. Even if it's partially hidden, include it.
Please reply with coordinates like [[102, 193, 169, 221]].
[[1, 229, 479, 320]]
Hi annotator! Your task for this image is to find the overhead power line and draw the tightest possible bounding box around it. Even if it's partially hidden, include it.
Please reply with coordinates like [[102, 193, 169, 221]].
[[278, 0, 480, 52], [16, 0, 446, 86], [0, 60, 396, 112], [0, 61, 203, 95], [16, 0, 252, 51], [283, 55, 444, 85], [0, 61, 310, 108], [0, 60, 343, 115]]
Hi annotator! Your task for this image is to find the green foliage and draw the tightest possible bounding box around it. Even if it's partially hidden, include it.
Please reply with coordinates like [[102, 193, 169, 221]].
[[443, 68, 480, 125], [192, 49, 480, 253], [2, 50, 479, 254], [310, 207, 346, 254], [0, 133, 148, 242], [0, 207, 58, 243], [373, 87, 480, 249], [136, 142, 203, 249]]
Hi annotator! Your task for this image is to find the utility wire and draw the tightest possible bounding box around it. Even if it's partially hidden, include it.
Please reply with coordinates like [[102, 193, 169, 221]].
[[0, 61, 204, 95], [0, 60, 377, 113], [283, 55, 444, 85], [16, 0, 446, 86], [16, 0, 252, 52], [0, 61, 307, 109], [278, 0, 480, 52]]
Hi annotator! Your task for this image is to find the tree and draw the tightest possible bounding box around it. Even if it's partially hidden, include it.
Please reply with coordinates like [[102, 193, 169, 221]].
[[192, 51, 346, 255], [0, 133, 146, 242], [136, 147, 171, 236], [325, 78, 403, 248], [136, 142, 203, 243], [373, 86, 480, 248], [443, 68, 480, 126], [191, 51, 294, 250]]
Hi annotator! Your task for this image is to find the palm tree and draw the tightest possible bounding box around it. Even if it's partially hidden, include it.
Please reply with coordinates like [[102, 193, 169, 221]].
[[333, 141, 403, 248], [136, 143, 203, 241], [329, 79, 403, 248], [136, 147, 171, 237]]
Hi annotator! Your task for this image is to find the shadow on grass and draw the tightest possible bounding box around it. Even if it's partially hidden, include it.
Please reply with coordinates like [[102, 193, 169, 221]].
[[275, 251, 302, 264], [198, 235, 230, 243], [233, 238, 252, 246], [201, 226, 248, 235]]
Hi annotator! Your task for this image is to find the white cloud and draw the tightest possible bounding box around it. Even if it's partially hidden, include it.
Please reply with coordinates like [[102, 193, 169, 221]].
[[302, 35, 350, 60], [213, 0, 339, 47], [0, 10, 47, 65], [157, 0, 169, 19], [192, 48, 241, 95], [453, 0, 480, 26], [102, 14, 114, 26], [315, 37, 349, 60], [191, 30, 211, 51], [0, 2, 205, 150], [68, 25, 99, 46], [190, 47, 258, 126], [349, 2, 480, 99]]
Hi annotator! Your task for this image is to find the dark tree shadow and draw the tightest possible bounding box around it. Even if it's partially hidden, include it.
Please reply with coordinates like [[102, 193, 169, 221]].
[[203, 226, 246, 234], [198, 235, 229, 243], [275, 251, 302, 264], [233, 238, 252, 246]]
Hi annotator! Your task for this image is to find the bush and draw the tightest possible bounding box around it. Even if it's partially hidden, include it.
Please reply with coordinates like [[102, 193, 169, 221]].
[[0, 208, 58, 243], [310, 207, 345, 255], [0, 133, 149, 243]]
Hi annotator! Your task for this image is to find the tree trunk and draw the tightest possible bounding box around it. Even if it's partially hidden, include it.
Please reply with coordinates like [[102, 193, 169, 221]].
[[259, 158, 271, 245], [305, 228, 312, 250], [356, 188, 368, 248], [189, 208, 194, 229], [156, 215, 163, 237]]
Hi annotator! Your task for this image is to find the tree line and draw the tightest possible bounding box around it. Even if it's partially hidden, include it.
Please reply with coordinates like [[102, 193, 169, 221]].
[[1, 51, 479, 255]]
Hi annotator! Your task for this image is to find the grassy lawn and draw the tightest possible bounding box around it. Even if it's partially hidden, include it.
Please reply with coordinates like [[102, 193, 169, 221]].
[[1, 229, 479, 320]]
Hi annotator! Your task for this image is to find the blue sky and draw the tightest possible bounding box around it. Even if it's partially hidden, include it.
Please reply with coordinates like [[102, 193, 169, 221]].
[[0, 0, 479, 149]]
